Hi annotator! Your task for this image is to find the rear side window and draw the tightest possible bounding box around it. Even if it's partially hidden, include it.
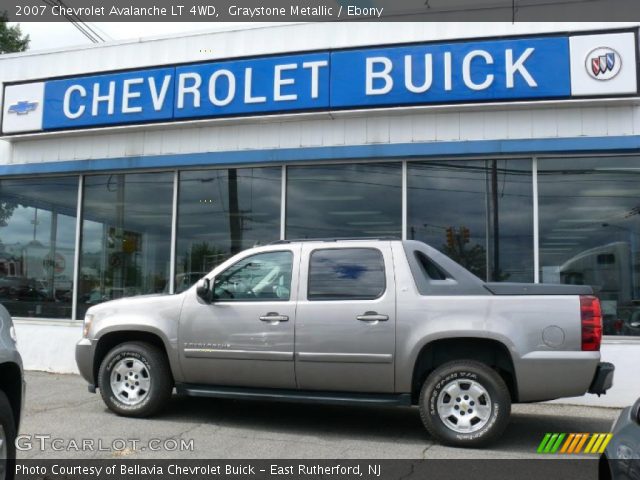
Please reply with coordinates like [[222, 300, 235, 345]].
[[308, 248, 385, 300], [415, 251, 449, 280]]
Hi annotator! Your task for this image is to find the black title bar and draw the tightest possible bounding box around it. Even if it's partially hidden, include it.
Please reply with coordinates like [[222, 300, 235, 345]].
[[6, 0, 640, 22]]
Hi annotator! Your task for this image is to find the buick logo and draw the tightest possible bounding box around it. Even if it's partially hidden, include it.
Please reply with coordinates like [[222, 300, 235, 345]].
[[585, 47, 622, 81]]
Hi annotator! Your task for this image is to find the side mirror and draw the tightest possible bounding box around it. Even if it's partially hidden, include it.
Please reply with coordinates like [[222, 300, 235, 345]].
[[196, 278, 212, 303]]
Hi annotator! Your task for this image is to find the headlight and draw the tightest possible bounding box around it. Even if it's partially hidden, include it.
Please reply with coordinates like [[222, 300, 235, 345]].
[[9, 325, 17, 344], [83, 313, 94, 338]]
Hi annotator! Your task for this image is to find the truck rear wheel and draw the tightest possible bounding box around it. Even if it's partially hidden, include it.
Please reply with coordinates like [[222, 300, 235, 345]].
[[0, 390, 16, 480], [419, 360, 511, 447], [98, 342, 172, 417]]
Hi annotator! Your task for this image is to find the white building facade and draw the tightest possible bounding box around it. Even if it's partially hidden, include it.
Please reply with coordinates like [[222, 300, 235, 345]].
[[0, 22, 638, 406]]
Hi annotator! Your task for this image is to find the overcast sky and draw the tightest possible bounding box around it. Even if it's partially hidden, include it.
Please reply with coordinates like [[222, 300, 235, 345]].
[[11, 22, 261, 52]]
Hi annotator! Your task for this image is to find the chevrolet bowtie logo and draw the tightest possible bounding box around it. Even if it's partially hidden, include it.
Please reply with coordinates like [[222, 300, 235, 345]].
[[8, 101, 38, 115]]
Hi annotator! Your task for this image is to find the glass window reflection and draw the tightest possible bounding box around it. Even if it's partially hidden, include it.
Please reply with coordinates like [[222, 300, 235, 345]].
[[213, 251, 293, 302], [77, 173, 173, 318], [538, 156, 640, 337], [407, 160, 533, 282], [176, 167, 281, 293], [0, 176, 78, 318], [308, 248, 385, 300], [286, 163, 402, 239]]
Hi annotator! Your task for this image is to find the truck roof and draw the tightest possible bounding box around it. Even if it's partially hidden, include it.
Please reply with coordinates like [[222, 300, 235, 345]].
[[269, 237, 400, 245]]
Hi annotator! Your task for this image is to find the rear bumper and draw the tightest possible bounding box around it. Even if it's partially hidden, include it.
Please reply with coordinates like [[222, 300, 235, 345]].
[[588, 362, 615, 395], [516, 351, 601, 402]]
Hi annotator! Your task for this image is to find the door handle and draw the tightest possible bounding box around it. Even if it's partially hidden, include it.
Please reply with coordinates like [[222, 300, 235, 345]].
[[259, 312, 289, 322], [356, 311, 389, 322]]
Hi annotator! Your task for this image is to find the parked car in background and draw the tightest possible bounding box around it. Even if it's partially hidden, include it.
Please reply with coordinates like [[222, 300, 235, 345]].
[[0, 304, 23, 480], [622, 311, 640, 337], [601, 396, 640, 480], [77, 239, 614, 448]]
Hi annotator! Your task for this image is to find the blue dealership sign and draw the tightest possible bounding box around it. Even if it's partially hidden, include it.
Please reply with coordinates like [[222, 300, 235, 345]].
[[330, 37, 570, 107], [174, 52, 330, 119], [3, 31, 635, 134], [43, 67, 176, 130]]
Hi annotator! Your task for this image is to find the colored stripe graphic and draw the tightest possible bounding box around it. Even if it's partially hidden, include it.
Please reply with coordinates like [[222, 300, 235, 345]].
[[538, 433, 612, 454], [585, 433, 613, 454], [537, 433, 552, 453], [573, 434, 589, 454], [598, 434, 613, 453], [560, 433, 575, 453], [584, 433, 599, 453], [550, 433, 566, 453]]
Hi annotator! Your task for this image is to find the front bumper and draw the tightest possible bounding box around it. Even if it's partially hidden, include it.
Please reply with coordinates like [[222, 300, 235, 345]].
[[588, 362, 615, 395], [75, 338, 95, 387]]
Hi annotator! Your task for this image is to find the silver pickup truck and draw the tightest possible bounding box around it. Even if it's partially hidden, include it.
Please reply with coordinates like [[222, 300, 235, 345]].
[[76, 239, 614, 447]]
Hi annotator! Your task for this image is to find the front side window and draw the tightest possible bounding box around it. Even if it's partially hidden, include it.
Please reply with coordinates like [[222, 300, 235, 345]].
[[213, 251, 293, 302], [308, 248, 385, 300]]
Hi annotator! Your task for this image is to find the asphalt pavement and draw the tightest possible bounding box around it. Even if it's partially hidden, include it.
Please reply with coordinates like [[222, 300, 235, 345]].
[[16, 371, 621, 460]]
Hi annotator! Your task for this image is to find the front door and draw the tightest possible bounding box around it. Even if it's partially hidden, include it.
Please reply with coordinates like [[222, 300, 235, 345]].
[[179, 247, 299, 388], [294, 242, 396, 393]]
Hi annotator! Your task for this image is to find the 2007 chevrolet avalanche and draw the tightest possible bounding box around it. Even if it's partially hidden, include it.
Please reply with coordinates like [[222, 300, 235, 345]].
[[76, 239, 614, 447]]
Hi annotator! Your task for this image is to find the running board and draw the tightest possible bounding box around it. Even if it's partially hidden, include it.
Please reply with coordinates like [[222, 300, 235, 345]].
[[176, 384, 412, 407]]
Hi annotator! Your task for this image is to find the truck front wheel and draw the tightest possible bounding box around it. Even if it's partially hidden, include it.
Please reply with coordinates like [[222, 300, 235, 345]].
[[98, 342, 173, 417], [419, 360, 511, 447]]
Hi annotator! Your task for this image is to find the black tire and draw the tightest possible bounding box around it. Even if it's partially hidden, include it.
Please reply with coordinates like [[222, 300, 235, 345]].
[[98, 342, 173, 417], [419, 360, 511, 448], [0, 390, 16, 480]]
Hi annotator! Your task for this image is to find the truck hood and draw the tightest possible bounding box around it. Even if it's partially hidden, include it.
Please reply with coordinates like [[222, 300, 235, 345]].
[[86, 293, 181, 317]]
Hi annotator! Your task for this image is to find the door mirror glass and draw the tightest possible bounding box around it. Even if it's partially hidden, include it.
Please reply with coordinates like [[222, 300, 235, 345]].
[[195, 278, 211, 303]]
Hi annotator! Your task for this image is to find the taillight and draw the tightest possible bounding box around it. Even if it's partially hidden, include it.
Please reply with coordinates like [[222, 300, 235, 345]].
[[580, 295, 602, 351]]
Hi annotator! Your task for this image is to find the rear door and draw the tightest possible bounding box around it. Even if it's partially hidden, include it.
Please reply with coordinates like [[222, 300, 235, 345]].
[[294, 242, 396, 393]]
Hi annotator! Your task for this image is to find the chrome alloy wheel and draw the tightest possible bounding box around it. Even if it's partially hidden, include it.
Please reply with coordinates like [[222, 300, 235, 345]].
[[0, 424, 7, 480], [437, 379, 492, 433], [110, 358, 151, 406]]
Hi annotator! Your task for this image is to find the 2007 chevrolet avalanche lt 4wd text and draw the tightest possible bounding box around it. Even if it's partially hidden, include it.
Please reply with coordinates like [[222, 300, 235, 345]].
[[76, 239, 614, 447]]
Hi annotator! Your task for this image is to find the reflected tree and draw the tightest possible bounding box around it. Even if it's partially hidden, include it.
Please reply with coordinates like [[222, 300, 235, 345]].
[[0, 200, 16, 227], [442, 242, 487, 279], [183, 242, 228, 274]]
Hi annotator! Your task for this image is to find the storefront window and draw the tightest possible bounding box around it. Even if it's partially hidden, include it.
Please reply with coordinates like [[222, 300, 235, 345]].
[[407, 159, 534, 282], [176, 167, 281, 293], [539, 156, 640, 337], [77, 172, 173, 318], [0, 176, 78, 318], [286, 163, 402, 239]]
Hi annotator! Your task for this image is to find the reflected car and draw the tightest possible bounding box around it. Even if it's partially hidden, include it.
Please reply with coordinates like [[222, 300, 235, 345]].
[[0, 278, 50, 303], [601, 396, 640, 480], [622, 312, 640, 337]]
